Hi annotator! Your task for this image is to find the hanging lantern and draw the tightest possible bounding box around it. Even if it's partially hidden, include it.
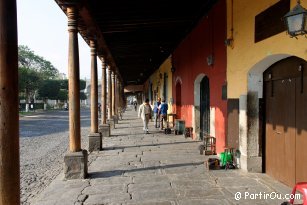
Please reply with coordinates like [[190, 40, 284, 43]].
[[284, 0, 307, 37]]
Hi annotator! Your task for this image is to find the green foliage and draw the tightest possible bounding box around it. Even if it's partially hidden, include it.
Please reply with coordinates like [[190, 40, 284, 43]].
[[38, 80, 61, 100], [19, 67, 42, 102], [18, 45, 59, 80], [57, 89, 68, 101], [18, 45, 61, 106], [59, 79, 85, 90], [80, 79, 86, 90], [59, 79, 68, 90], [80, 91, 87, 100]]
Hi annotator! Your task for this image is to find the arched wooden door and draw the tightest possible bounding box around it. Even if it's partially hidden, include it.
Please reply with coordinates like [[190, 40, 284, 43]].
[[264, 57, 307, 187], [176, 83, 181, 118], [200, 76, 210, 140]]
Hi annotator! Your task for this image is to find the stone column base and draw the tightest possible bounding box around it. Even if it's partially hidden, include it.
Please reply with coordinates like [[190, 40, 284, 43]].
[[88, 132, 102, 152], [64, 150, 88, 179], [113, 115, 119, 124], [107, 118, 115, 129], [99, 124, 110, 137]]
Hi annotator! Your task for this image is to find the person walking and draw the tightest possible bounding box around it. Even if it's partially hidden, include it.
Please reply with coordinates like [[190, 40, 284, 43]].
[[158, 99, 168, 130], [133, 101, 137, 111], [153, 97, 161, 128], [138, 98, 152, 134]]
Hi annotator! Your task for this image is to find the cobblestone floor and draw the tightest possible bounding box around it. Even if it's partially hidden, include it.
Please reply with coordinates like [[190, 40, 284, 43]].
[[32, 107, 295, 205], [20, 109, 90, 205]]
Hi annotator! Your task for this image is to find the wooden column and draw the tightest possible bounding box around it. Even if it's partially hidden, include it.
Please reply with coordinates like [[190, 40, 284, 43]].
[[67, 6, 81, 152], [0, 0, 20, 203], [101, 57, 107, 124], [107, 66, 112, 119], [90, 40, 98, 133], [116, 77, 120, 115], [120, 83, 124, 109], [112, 72, 116, 116]]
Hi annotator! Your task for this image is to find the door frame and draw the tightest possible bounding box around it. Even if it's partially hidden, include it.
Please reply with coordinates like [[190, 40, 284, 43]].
[[239, 54, 291, 172]]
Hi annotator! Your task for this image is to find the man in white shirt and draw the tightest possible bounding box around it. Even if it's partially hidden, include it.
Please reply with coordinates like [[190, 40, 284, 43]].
[[138, 98, 152, 134]]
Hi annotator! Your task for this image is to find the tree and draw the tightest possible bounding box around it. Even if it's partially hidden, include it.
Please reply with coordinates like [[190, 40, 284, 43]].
[[59, 79, 85, 90], [18, 45, 60, 111], [19, 67, 42, 104], [38, 80, 61, 100], [18, 45, 59, 80], [80, 79, 86, 90], [57, 89, 68, 101], [59, 79, 68, 90], [80, 91, 87, 100]]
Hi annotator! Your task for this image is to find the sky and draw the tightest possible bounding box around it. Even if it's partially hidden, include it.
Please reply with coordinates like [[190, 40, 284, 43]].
[[17, 0, 100, 80]]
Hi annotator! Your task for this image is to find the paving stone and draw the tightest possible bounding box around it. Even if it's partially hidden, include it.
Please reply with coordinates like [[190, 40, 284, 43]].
[[171, 180, 215, 189], [133, 175, 170, 184], [83, 184, 127, 195], [124, 201, 176, 205], [128, 181, 171, 192], [177, 199, 232, 205], [83, 193, 131, 205], [131, 189, 177, 201], [90, 176, 132, 186], [176, 188, 226, 199], [77, 194, 88, 202]]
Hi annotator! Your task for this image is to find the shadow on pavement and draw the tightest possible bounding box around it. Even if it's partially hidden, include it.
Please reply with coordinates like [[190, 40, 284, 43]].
[[89, 162, 204, 179], [102, 140, 201, 151]]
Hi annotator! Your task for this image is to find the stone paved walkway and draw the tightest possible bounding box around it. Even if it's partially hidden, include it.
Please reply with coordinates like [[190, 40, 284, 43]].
[[32, 107, 295, 205]]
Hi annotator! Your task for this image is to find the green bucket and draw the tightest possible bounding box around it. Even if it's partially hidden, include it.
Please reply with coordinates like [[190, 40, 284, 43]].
[[220, 152, 232, 166]]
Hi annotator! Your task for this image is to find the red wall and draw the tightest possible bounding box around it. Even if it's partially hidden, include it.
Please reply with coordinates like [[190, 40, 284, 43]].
[[172, 0, 227, 153]]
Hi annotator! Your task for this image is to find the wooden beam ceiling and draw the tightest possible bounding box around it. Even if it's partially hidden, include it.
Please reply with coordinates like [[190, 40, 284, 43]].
[[56, 0, 218, 85]]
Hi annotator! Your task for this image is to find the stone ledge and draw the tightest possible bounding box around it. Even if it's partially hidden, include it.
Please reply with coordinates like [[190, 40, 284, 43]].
[[64, 150, 88, 179], [107, 118, 115, 129], [88, 132, 102, 152], [99, 124, 110, 137], [113, 115, 119, 124]]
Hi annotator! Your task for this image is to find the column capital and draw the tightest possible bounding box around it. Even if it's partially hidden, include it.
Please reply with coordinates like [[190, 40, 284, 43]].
[[107, 65, 112, 73], [67, 7, 78, 32], [100, 56, 105, 67], [90, 40, 97, 56], [111, 70, 115, 79]]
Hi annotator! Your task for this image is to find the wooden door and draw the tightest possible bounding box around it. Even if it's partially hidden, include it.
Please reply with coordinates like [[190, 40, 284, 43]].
[[265, 78, 296, 187], [264, 57, 307, 187], [200, 76, 210, 139]]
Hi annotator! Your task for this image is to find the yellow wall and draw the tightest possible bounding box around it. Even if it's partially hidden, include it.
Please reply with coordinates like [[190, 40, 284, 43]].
[[146, 56, 173, 114], [227, 0, 307, 98]]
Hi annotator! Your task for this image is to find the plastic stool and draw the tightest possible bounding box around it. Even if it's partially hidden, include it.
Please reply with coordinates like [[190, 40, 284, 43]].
[[289, 182, 307, 205]]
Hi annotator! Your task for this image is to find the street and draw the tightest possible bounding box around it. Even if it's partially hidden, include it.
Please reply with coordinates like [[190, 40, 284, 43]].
[[19, 109, 91, 204]]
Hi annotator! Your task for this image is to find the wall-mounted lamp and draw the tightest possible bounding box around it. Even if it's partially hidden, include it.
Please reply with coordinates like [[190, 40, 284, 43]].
[[207, 55, 214, 66], [283, 0, 307, 38], [224, 38, 234, 48], [171, 67, 176, 73]]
